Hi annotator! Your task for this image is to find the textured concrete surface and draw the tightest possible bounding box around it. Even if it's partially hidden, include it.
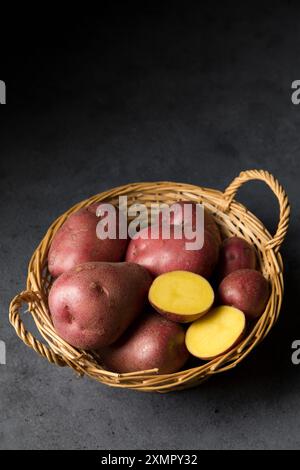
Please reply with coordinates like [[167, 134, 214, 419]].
[[1, 5, 300, 449]]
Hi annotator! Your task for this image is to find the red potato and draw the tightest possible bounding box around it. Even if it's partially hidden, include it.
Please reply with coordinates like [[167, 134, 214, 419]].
[[48, 203, 128, 277], [218, 268, 269, 320], [126, 225, 219, 278], [159, 201, 221, 246], [48, 262, 152, 350], [218, 236, 256, 279], [99, 312, 189, 374]]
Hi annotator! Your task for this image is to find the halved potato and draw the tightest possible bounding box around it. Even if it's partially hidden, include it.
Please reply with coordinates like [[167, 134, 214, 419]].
[[148, 270, 214, 323], [185, 305, 246, 360]]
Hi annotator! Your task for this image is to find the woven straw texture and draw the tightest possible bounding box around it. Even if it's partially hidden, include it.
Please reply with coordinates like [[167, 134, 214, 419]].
[[9, 170, 290, 392]]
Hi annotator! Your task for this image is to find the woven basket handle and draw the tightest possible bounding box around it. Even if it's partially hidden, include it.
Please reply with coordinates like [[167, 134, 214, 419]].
[[223, 169, 290, 252], [9, 290, 66, 366]]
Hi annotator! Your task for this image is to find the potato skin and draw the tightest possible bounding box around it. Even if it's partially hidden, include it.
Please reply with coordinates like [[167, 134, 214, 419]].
[[218, 237, 256, 279], [48, 203, 128, 277], [160, 202, 221, 246], [149, 305, 212, 324], [218, 269, 269, 320], [126, 226, 219, 278], [99, 312, 189, 374], [48, 262, 152, 349], [204, 210, 222, 247]]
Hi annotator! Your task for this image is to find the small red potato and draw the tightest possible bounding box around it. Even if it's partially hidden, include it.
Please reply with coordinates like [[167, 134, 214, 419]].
[[218, 268, 269, 320], [186, 305, 246, 360], [126, 225, 219, 279], [149, 271, 215, 323], [48, 262, 152, 349], [99, 312, 189, 374], [48, 203, 128, 277], [218, 236, 256, 279]]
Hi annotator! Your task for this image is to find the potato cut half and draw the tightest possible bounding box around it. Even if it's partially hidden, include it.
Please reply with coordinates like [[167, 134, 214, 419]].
[[148, 270, 214, 323], [185, 305, 246, 360]]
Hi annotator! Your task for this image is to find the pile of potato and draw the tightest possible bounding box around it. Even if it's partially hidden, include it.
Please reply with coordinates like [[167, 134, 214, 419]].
[[48, 202, 269, 374]]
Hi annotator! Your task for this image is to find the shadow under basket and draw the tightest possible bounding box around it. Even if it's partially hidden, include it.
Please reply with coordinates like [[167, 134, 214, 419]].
[[9, 169, 290, 392]]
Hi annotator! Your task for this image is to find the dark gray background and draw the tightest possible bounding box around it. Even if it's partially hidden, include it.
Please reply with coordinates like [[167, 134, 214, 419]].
[[1, 4, 300, 450]]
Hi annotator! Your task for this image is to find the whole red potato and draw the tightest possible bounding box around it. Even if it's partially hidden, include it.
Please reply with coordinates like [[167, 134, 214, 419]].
[[48, 203, 128, 277], [218, 268, 269, 320], [126, 225, 219, 278], [99, 312, 189, 374], [218, 236, 257, 279], [48, 261, 152, 349]]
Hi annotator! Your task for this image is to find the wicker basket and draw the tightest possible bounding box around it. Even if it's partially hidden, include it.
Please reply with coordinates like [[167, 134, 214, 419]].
[[9, 169, 290, 392]]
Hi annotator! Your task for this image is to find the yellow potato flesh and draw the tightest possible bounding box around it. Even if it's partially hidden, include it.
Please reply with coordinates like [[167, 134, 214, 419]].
[[149, 271, 214, 319], [186, 306, 245, 359]]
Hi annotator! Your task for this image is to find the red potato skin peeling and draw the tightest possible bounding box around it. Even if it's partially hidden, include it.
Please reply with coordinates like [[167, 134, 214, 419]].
[[218, 269, 269, 320], [98, 312, 190, 374], [48, 262, 152, 349], [48, 203, 128, 277]]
